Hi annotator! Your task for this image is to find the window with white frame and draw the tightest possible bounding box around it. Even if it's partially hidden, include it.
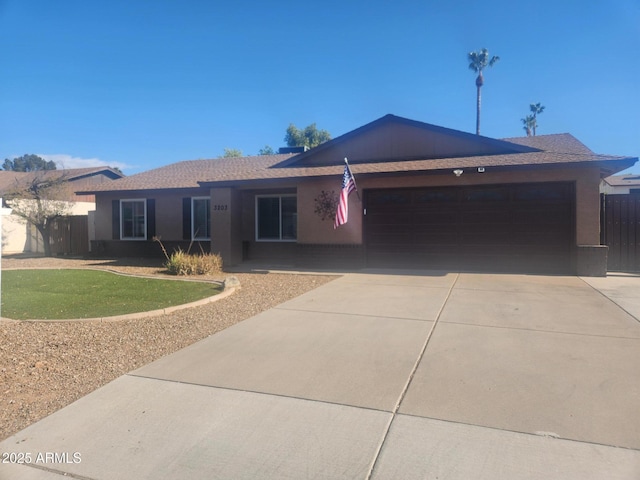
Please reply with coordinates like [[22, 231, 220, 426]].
[[192, 197, 211, 240], [256, 195, 297, 241], [120, 199, 147, 240]]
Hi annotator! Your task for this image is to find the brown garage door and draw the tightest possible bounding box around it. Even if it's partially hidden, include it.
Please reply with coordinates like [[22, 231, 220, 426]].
[[365, 182, 575, 273]]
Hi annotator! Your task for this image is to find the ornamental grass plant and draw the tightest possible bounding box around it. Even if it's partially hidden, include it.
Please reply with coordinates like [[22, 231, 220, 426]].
[[154, 237, 223, 276]]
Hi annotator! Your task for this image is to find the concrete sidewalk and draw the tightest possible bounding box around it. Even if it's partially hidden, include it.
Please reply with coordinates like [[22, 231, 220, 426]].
[[1, 271, 639, 479]]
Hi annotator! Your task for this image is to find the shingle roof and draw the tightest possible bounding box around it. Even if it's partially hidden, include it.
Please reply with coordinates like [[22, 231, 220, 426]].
[[199, 133, 635, 185], [76, 154, 297, 193], [77, 129, 637, 194], [501, 133, 595, 155], [603, 174, 640, 187], [0, 167, 122, 195]]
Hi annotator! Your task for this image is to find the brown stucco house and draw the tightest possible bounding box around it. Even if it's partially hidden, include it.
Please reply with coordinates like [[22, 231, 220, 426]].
[[78, 114, 637, 275]]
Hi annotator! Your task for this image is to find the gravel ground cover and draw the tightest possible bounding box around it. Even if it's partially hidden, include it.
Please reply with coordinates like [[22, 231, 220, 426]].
[[0, 256, 338, 441]]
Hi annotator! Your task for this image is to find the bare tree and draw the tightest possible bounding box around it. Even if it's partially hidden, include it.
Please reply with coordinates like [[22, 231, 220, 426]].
[[5, 171, 73, 256]]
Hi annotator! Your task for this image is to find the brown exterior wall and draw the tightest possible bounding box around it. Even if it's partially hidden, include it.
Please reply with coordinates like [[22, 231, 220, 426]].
[[237, 186, 298, 262], [210, 187, 243, 265], [297, 177, 362, 244], [94, 188, 210, 242], [94, 194, 117, 240], [90, 239, 209, 258], [91, 164, 604, 273], [293, 165, 601, 247]]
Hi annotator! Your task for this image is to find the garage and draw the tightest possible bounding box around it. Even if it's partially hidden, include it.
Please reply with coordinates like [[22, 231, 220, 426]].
[[364, 182, 575, 273]]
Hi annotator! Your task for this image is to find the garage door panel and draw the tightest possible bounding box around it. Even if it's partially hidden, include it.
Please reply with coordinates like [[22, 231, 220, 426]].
[[461, 221, 513, 234], [365, 183, 574, 273], [413, 211, 460, 224], [412, 189, 460, 204], [510, 232, 573, 246], [461, 210, 512, 223], [413, 233, 460, 245], [513, 183, 573, 201], [368, 231, 414, 244], [366, 212, 413, 225], [367, 223, 414, 234], [463, 186, 510, 202], [515, 209, 571, 224]]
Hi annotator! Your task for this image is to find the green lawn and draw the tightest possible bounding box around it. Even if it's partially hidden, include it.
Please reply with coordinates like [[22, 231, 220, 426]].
[[1, 269, 223, 320]]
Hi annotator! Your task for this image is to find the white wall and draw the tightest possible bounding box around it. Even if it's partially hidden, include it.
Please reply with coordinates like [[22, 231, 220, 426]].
[[2, 201, 95, 254]]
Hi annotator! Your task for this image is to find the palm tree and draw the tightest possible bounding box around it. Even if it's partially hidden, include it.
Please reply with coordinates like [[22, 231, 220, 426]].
[[468, 48, 500, 135], [529, 103, 545, 136], [521, 115, 536, 137]]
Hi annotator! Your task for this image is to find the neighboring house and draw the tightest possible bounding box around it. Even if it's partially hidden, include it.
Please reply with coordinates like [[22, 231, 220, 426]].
[[78, 114, 637, 275], [599, 173, 640, 272], [0, 167, 124, 254], [601, 174, 640, 195]]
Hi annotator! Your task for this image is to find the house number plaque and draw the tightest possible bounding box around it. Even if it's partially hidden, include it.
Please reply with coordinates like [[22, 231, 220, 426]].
[[213, 205, 228, 211]]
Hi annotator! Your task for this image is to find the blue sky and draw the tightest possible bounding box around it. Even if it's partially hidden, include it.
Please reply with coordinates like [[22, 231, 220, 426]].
[[1, 0, 639, 174]]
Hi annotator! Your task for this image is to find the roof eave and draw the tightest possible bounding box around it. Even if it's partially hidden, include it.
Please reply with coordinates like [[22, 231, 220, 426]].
[[198, 157, 639, 188], [596, 157, 638, 178]]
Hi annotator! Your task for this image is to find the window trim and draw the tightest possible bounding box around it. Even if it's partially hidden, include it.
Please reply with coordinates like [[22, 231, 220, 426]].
[[191, 196, 211, 241], [120, 199, 147, 241], [255, 194, 297, 242]]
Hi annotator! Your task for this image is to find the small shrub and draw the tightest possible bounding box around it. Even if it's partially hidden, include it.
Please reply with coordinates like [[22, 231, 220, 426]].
[[154, 237, 223, 276]]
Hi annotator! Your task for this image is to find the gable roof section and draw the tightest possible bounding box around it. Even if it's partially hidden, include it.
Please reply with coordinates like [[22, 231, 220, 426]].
[[274, 114, 539, 168], [0, 166, 123, 195], [62, 166, 124, 181]]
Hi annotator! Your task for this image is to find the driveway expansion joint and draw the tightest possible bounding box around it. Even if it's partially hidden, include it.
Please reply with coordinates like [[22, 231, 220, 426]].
[[579, 276, 640, 324], [13, 462, 97, 480], [365, 272, 460, 479], [437, 319, 640, 340], [125, 373, 394, 415], [273, 306, 438, 322]]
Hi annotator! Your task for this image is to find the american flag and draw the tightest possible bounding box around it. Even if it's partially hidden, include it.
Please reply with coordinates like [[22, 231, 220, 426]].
[[334, 162, 357, 229]]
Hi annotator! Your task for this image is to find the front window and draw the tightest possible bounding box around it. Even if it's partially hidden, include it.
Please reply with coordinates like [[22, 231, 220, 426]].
[[192, 197, 211, 240], [256, 195, 297, 241], [121, 199, 146, 240]]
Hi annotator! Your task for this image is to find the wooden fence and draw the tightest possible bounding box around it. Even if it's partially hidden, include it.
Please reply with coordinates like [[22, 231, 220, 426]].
[[50, 215, 89, 256], [601, 194, 640, 272]]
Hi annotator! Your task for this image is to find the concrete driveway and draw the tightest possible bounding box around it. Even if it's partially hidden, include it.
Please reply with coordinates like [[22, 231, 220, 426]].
[[2, 271, 639, 479]]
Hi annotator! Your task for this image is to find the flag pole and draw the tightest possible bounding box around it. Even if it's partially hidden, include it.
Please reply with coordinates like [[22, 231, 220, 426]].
[[344, 157, 361, 201]]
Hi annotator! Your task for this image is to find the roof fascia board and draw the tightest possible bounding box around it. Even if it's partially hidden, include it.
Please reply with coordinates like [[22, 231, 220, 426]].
[[76, 186, 211, 196], [67, 169, 124, 182], [198, 158, 638, 189]]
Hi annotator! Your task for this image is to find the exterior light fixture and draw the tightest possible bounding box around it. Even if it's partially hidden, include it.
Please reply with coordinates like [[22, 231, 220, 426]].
[[478, 167, 485, 173], [453, 169, 463, 177]]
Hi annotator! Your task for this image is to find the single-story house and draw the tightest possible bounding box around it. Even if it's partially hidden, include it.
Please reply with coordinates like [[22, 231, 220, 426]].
[[601, 174, 640, 195], [78, 114, 637, 275], [1, 166, 123, 253]]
